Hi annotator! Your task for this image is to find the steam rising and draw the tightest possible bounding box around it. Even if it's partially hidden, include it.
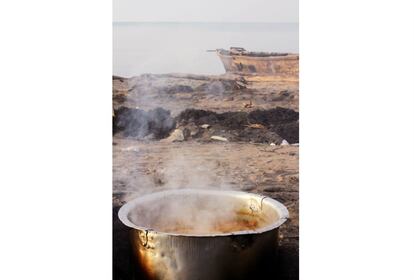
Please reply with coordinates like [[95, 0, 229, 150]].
[[114, 74, 239, 202], [126, 191, 279, 235], [114, 63, 282, 235]]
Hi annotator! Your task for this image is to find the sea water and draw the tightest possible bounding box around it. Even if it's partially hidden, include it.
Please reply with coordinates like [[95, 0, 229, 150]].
[[113, 22, 298, 77]]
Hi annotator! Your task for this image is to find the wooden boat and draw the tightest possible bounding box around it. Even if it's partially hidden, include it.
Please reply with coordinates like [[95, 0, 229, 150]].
[[215, 47, 298, 76]]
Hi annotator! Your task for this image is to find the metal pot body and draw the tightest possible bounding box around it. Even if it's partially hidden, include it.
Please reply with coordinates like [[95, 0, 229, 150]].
[[119, 189, 288, 280], [130, 228, 279, 280]]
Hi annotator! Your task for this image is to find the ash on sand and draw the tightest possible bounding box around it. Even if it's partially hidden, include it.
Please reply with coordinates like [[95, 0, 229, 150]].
[[113, 107, 299, 144]]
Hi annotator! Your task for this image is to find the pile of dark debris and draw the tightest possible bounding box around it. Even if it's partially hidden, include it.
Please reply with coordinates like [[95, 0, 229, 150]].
[[113, 106, 299, 144]]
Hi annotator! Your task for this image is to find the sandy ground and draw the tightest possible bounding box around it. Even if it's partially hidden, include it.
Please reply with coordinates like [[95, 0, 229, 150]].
[[113, 73, 299, 115], [113, 73, 299, 279]]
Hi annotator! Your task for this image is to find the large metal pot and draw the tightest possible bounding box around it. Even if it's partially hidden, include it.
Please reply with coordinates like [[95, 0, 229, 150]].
[[118, 188, 289, 280]]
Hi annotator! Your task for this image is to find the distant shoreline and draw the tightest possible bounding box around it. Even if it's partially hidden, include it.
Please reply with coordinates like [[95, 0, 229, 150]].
[[113, 21, 299, 25]]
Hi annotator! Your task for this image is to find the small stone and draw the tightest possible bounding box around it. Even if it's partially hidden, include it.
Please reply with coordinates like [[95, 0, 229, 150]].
[[201, 124, 210, 129], [280, 90, 290, 96], [211, 136, 228, 142], [122, 146, 140, 152], [163, 129, 184, 142], [190, 128, 200, 136], [270, 143, 276, 146], [281, 139, 289, 146]]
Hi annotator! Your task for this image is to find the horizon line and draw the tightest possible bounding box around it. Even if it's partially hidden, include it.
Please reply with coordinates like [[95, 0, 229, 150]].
[[113, 21, 298, 24]]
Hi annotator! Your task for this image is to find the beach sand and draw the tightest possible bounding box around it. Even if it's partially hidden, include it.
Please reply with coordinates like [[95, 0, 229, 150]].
[[113, 72, 299, 279]]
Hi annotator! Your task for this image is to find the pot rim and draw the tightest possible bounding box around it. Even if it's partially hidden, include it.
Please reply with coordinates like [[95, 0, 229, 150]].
[[118, 188, 289, 237]]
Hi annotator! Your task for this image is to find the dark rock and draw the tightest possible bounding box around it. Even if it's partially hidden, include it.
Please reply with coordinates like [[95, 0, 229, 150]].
[[280, 90, 290, 96]]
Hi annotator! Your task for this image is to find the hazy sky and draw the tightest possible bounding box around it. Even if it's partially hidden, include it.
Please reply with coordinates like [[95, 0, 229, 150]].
[[113, 0, 298, 23]]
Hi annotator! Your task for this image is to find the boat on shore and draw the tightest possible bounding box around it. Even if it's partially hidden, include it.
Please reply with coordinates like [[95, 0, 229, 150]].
[[214, 47, 298, 76]]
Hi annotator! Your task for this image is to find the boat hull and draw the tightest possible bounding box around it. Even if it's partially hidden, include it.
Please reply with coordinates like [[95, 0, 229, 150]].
[[217, 51, 299, 76]]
